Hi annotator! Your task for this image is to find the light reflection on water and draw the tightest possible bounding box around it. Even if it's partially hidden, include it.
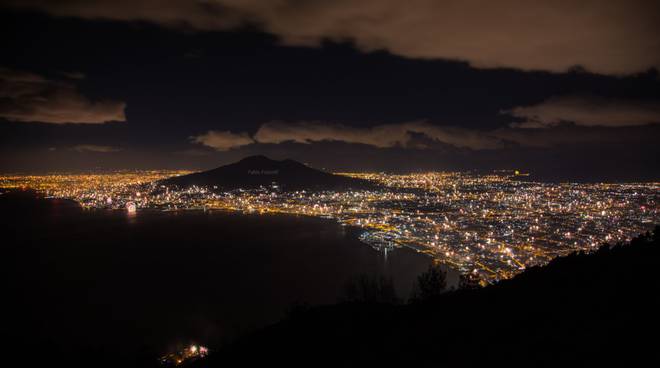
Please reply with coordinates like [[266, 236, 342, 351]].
[[4, 193, 434, 364]]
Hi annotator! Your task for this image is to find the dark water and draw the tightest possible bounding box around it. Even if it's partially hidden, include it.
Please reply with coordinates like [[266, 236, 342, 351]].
[[2, 192, 438, 365]]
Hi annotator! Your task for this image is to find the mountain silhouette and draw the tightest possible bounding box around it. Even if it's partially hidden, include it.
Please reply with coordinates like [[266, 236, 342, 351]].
[[163, 155, 375, 191]]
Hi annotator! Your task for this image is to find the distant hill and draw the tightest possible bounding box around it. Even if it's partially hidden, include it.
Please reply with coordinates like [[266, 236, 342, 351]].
[[190, 226, 660, 367], [162, 155, 375, 191]]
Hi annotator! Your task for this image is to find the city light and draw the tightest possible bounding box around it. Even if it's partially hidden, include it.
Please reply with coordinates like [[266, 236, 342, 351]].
[[159, 344, 208, 366], [2, 170, 657, 284]]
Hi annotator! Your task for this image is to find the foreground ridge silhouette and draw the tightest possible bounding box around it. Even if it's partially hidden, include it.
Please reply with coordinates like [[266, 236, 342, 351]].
[[191, 226, 660, 368]]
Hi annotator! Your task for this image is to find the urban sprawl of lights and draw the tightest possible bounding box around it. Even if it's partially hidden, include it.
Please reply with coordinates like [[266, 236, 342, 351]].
[[1, 171, 657, 283]]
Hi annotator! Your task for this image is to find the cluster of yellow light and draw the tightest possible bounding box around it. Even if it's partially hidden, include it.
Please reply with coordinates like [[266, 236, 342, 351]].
[[0, 171, 192, 209], [2, 170, 657, 283], [159, 344, 208, 366]]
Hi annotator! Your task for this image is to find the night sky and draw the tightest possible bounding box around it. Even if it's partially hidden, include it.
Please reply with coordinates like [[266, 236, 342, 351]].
[[1, 1, 659, 181]]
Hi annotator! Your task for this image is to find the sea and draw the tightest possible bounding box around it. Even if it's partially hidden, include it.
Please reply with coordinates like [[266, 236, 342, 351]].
[[2, 191, 449, 365]]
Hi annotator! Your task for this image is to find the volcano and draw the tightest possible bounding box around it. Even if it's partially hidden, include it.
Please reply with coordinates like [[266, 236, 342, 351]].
[[162, 155, 375, 191]]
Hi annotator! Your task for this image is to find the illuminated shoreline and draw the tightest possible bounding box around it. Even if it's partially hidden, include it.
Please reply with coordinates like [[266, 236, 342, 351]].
[[2, 170, 657, 284]]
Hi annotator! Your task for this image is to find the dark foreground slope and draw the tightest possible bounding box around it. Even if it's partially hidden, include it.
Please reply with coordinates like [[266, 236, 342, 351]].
[[162, 155, 375, 191], [195, 227, 660, 368]]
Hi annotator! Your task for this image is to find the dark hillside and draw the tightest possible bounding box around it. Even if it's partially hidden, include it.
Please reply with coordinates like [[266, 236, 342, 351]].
[[196, 227, 660, 367]]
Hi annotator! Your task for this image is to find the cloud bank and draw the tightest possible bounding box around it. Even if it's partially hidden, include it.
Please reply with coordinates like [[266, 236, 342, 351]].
[[192, 121, 505, 151], [193, 117, 658, 152], [254, 121, 502, 150], [190, 130, 255, 151], [190, 121, 527, 151], [4, 0, 659, 75], [0, 67, 126, 124], [505, 96, 660, 128]]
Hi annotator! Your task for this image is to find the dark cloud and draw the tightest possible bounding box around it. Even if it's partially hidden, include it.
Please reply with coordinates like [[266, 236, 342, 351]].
[[0, 67, 126, 124], [4, 0, 659, 75], [504, 95, 660, 128], [59, 71, 86, 80]]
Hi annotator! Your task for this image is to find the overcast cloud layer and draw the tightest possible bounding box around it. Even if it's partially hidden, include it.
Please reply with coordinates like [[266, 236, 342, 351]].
[[4, 0, 660, 75], [0, 67, 126, 124], [192, 119, 654, 152], [505, 96, 660, 128]]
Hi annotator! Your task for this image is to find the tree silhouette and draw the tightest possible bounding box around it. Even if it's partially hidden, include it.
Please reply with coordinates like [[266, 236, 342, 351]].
[[410, 263, 447, 302], [343, 274, 400, 304]]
